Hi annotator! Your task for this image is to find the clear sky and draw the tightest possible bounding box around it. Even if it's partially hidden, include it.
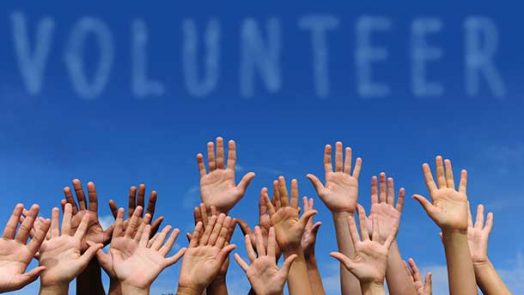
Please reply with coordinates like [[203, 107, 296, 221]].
[[1, 0, 523, 294]]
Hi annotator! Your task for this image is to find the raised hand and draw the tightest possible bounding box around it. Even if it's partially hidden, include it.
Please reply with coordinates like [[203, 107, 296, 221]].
[[97, 206, 185, 294], [330, 205, 396, 288], [0, 204, 50, 292], [234, 227, 297, 295], [366, 173, 405, 242], [197, 137, 256, 213], [178, 214, 237, 294], [412, 156, 469, 231], [467, 204, 493, 265], [307, 142, 362, 213], [263, 177, 317, 252], [38, 204, 103, 293], [62, 179, 113, 250], [109, 184, 164, 236], [403, 258, 432, 295], [238, 185, 282, 259], [301, 197, 322, 259]]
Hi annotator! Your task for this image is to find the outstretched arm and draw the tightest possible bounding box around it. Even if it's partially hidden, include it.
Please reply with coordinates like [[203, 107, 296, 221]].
[[468, 204, 511, 295], [307, 142, 362, 295], [301, 197, 325, 295], [412, 157, 477, 295]]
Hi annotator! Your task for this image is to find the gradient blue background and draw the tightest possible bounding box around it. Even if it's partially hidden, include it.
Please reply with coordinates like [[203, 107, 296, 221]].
[[0, 1, 523, 294]]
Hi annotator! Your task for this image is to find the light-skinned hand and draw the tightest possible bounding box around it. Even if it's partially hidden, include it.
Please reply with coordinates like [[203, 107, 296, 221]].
[[403, 258, 432, 295], [467, 204, 493, 265]]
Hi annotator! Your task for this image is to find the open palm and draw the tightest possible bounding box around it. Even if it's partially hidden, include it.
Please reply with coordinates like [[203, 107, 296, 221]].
[[413, 157, 469, 231], [197, 137, 255, 213], [307, 142, 362, 213]]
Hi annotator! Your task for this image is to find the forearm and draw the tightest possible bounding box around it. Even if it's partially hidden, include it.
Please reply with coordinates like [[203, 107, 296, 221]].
[[207, 277, 228, 295], [333, 212, 362, 295], [121, 283, 149, 295], [442, 230, 477, 295], [39, 284, 69, 295], [284, 248, 313, 295], [385, 242, 418, 295], [306, 256, 326, 295], [361, 282, 386, 295], [77, 259, 105, 295], [474, 260, 511, 295], [177, 285, 205, 295]]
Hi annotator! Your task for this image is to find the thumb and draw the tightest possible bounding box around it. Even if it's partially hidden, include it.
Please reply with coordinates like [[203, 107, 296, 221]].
[[311, 222, 322, 237], [280, 254, 297, 277], [17, 266, 46, 288], [237, 172, 256, 193], [103, 225, 114, 243], [80, 243, 104, 267], [299, 210, 317, 229], [237, 219, 252, 237], [216, 244, 236, 264], [306, 174, 324, 193], [412, 194, 434, 215]]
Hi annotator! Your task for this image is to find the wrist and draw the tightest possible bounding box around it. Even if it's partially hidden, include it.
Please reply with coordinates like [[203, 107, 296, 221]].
[[39, 283, 69, 295], [109, 279, 122, 295], [361, 281, 385, 294], [121, 283, 149, 295], [305, 254, 318, 266], [177, 284, 204, 295], [208, 276, 227, 289], [333, 211, 353, 220], [473, 258, 492, 268]]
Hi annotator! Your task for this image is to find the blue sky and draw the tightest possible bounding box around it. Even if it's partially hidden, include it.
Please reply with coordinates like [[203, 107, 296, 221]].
[[1, 0, 523, 294]]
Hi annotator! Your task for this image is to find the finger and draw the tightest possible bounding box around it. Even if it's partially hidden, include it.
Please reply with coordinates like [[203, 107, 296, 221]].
[[306, 174, 325, 194], [357, 205, 369, 241], [73, 179, 87, 210], [353, 157, 362, 179], [272, 180, 281, 210], [160, 228, 180, 256], [109, 200, 119, 218], [459, 170, 468, 194], [64, 186, 79, 214], [425, 272, 433, 292], [237, 172, 256, 194], [125, 206, 144, 238], [128, 186, 137, 217], [412, 194, 435, 216], [384, 224, 398, 248], [194, 206, 202, 224], [137, 184, 146, 210], [227, 140, 237, 171], [189, 222, 203, 248], [95, 247, 112, 273], [372, 215, 379, 242], [264, 193, 276, 216], [151, 216, 164, 236], [134, 215, 150, 242], [234, 253, 250, 272], [485, 212, 494, 233], [196, 153, 207, 177], [237, 219, 253, 237], [278, 176, 289, 207], [146, 190, 158, 217], [214, 216, 232, 248], [207, 141, 216, 171], [379, 173, 387, 203], [475, 204, 484, 229], [408, 258, 422, 282], [216, 137, 225, 169], [267, 227, 276, 258], [74, 214, 91, 239], [330, 252, 356, 272], [208, 214, 226, 246], [87, 182, 98, 212], [467, 202, 473, 228], [60, 199, 67, 213], [435, 156, 447, 189], [61, 203, 73, 236], [200, 215, 218, 245], [396, 188, 405, 213], [16, 204, 39, 244], [152, 225, 172, 250], [311, 222, 322, 237], [422, 164, 438, 194], [387, 177, 395, 205], [245, 234, 257, 262], [444, 159, 455, 189], [280, 254, 298, 277], [370, 176, 378, 205], [254, 226, 265, 256], [200, 203, 209, 225], [335, 141, 343, 172], [50, 207, 60, 238], [324, 144, 333, 175], [290, 179, 299, 209], [299, 210, 317, 230], [3, 204, 24, 239], [17, 266, 47, 288], [165, 248, 187, 267], [343, 147, 352, 174], [259, 188, 268, 217], [210, 206, 217, 217], [139, 224, 152, 247], [28, 219, 50, 254], [347, 215, 361, 247], [113, 208, 125, 238]]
